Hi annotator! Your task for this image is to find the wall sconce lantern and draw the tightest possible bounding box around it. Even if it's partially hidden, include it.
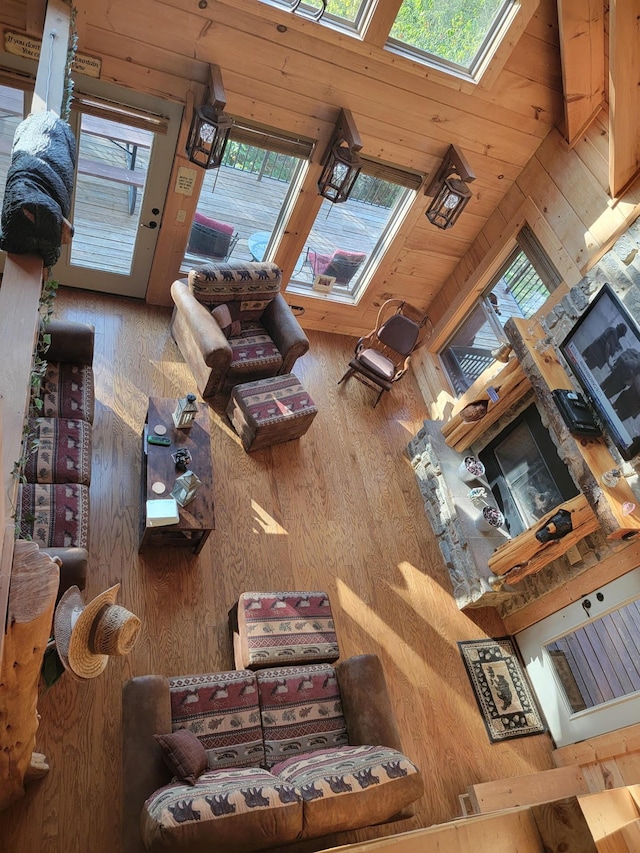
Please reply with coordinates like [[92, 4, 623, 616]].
[[186, 65, 234, 170], [317, 108, 363, 204], [424, 144, 476, 230]]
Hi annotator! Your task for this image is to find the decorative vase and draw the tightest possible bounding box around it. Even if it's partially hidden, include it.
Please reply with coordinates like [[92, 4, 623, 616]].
[[458, 456, 485, 483], [474, 505, 505, 533]]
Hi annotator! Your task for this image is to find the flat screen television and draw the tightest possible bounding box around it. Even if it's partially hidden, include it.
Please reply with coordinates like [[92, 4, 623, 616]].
[[560, 283, 640, 461]]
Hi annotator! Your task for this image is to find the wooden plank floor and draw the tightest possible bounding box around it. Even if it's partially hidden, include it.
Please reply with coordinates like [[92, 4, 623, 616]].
[[0, 288, 554, 851]]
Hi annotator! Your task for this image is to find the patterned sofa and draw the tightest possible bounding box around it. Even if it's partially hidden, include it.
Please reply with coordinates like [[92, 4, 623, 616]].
[[122, 655, 423, 852], [170, 261, 309, 397], [16, 319, 95, 597]]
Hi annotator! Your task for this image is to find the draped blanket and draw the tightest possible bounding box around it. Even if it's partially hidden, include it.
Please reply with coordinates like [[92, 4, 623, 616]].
[[0, 112, 76, 267]]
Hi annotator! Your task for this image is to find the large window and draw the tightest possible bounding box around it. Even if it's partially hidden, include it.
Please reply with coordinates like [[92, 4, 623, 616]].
[[182, 121, 313, 270], [440, 227, 561, 395], [289, 157, 421, 300], [388, 0, 514, 74], [267, 0, 516, 80]]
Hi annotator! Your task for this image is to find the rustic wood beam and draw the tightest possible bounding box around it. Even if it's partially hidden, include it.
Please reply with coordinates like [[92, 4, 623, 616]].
[[360, 0, 403, 49], [0, 543, 59, 810], [557, 0, 605, 147], [608, 0, 640, 197]]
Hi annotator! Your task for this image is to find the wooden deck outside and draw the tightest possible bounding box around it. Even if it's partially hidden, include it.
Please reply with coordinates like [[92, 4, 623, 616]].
[[0, 100, 392, 285]]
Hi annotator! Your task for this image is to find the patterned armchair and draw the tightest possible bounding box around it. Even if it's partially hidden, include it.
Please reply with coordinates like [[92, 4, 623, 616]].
[[170, 261, 309, 397]]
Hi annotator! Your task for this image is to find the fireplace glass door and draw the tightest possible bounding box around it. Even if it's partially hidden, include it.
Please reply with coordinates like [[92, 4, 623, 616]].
[[480, 405, 578, 537]]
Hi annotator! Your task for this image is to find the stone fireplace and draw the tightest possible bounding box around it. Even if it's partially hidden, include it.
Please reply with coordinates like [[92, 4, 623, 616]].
[[409, 221, 640, 619]]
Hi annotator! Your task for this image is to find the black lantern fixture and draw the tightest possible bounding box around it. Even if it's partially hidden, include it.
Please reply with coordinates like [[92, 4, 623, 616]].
[[424, 144, 476, 230], [317, 108, 363, 204], [186, 65, 234, 170]]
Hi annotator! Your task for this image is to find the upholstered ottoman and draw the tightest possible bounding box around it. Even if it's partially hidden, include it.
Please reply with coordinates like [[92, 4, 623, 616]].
[[226, 374, 317, 452], [230, 591, 340, 671]]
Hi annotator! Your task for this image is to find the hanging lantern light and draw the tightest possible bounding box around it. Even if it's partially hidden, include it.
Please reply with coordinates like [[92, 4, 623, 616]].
[[425, 144, 476, 230], [317, 108, 363, 204], [186, 65, 234, 170]]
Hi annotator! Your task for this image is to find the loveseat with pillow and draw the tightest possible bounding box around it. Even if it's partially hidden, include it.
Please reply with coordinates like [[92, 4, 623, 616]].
[[170, 261, 309, 397], [122, 655, 423, 852]]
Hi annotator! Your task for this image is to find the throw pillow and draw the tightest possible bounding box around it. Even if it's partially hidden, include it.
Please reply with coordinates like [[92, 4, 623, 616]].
[[153, 729, 208, 786], [211, 304, 233, 338], [193, 211, 234, 235], [211, 303, 241, 338]]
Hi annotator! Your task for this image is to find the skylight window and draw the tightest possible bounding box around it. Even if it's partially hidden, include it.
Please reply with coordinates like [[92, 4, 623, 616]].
[[388, 0, 514, 75]]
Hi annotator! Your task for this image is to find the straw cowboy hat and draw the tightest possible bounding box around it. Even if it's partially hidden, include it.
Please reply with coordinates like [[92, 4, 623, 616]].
[[53, 583, 141, 681]]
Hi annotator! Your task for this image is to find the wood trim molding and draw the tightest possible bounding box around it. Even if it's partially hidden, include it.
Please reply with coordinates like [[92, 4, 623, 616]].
[[557, 0, 605, 148], [608, 0, 640, 197], [503, 538, 640, 634], [360, 0, 403, 49]]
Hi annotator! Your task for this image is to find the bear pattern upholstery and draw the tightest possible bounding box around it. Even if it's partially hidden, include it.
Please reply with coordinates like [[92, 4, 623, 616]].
[[123, 656, 424, 853], [170, 261, 309, 397]]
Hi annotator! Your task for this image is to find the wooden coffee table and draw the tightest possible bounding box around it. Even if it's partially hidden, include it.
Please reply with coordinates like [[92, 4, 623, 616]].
[[139, 396, 215, 554]]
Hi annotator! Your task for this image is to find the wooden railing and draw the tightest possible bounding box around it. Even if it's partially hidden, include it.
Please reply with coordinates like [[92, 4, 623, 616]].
[[0, 0, 70, 660], [0, 0, 72, 808]]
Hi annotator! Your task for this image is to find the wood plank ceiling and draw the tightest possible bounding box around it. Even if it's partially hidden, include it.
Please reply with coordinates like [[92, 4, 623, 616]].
[[3, 2, 635, 331]]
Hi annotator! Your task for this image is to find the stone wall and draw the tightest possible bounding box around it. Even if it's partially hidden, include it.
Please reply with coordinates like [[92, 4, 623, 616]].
[[409, 222, 640, 619]]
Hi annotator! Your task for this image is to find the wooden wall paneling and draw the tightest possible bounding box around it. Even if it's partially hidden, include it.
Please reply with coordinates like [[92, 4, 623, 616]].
[[487, 67, 564, 124], [567, 128, 609, 195], [533, 126, 627, 244], [181, 1, 556, 147], [24, 0, 45, 37], [608, 0, 640, 198], [502, 538, 640, 635], [86, 53, 192, 104], [503, 31, 563, 95], [82, 2, 208, 60], [1, 1, 26, 29], [82, 23, 207, 87], [515, 153, 597, 271], [176, 0, 543, 107], [557, 0, 605, 147]]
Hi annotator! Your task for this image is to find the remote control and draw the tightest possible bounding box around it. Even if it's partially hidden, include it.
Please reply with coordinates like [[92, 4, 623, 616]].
[[147, 435, 171, 446]]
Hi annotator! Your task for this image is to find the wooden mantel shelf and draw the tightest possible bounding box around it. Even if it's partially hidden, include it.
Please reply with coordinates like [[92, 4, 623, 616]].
[[441, 357, 531, 452], [488, 494, 600, 584]]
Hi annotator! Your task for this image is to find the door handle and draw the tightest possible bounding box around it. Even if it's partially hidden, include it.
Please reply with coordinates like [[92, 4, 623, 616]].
[[141, 208, 161, 229]]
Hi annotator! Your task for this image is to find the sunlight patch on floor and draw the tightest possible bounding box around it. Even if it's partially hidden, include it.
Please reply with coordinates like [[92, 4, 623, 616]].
[[336, 578, 427, 685], [251, 500, 289, 535]]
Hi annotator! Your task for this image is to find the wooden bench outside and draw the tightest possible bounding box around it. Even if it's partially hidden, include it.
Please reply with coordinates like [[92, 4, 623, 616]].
[[0, 136, 147, 212], [0, 104, 151, 215]]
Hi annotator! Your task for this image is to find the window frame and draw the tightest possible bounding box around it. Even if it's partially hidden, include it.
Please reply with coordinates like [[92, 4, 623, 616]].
[[260, 0, 534, 88], [435, 221, 564, 400], [286, 154, 422, 304]]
